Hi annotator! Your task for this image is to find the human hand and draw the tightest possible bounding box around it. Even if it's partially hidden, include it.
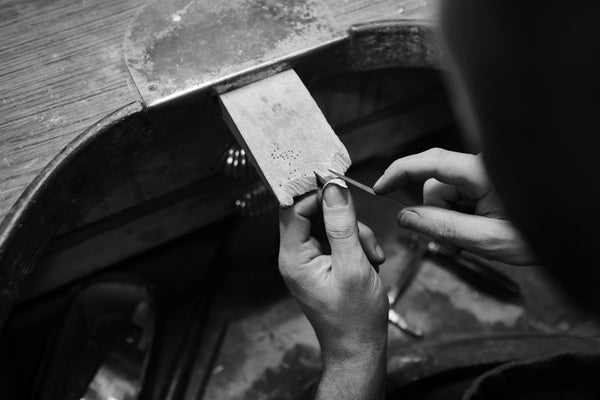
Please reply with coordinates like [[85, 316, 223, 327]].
[[278, 182, 389, 398], [374, 148, 536, 266]]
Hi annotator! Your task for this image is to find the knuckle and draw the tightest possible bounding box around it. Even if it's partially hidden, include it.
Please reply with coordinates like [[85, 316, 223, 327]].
[[478, 220, 511, 251], [442, 218, 458, 242], [277, 252, 295, 278], [424, 177, 438, 189], [326, 217, 357, 240], [383, 160, 400, 178], [387, 157, 408, 175], [426, 147, 446, 159], [430, 217, 457, 242], [465, 153, 480, 171], [468, 155, 489, 184], [358, 222, 374, 237], [278, 264, 290, 280], [423, 178, 439, 195], [389, 158, 403, 170], [340, 265, 370, 287], [277, 249, 290, 265]]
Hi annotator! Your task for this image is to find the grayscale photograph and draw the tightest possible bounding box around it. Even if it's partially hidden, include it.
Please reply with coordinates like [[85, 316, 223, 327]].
[[0, 0, 598, 398]]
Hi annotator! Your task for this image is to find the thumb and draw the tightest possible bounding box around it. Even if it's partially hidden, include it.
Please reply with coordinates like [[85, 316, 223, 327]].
[[397, 206, 515, 260], [322, 180, 367, 275]]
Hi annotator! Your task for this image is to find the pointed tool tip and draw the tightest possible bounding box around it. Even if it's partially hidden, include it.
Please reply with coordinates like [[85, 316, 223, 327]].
[[314, 171, 326, 188]]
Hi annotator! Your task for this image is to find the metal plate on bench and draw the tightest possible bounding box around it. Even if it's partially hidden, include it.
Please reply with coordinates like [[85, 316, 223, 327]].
[[125, 0, 344, 106]]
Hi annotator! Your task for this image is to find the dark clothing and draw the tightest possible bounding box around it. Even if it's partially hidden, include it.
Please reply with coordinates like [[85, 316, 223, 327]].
[[440, 3, 600, 394], [465, 353, 600, 399], [441, 0, 600, 311]]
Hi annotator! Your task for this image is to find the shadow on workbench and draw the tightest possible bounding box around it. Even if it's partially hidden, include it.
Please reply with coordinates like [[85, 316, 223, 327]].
[[0, 128, 438, 398], [2, 130, 599, 399]]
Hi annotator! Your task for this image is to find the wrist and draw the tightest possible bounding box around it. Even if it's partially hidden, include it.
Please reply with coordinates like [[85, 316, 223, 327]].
[[321, 338, 387, 372], [318, 319, 388, 364], [317, 342, 387, 400]]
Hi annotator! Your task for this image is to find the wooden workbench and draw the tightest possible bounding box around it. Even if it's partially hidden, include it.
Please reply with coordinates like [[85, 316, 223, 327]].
[[0, 0, 432, 227], [3, 2, 600, 397], [0, 0, 438, 325], [6, 161, 600, 399]]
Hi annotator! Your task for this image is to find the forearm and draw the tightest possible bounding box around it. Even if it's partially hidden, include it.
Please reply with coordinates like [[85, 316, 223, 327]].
[[315, 347, 387, 400]]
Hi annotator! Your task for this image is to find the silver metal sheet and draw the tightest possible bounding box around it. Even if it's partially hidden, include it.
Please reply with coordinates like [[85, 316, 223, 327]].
[[125, 0, 344, 106]]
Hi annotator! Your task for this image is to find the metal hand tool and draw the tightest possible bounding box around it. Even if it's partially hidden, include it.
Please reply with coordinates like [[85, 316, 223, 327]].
[[388, 308, 424, 338], [324, 171, 425, 336], [317, 171, 425, 338], [426, 242, 522, 302], [328, 169, 411, 206], [327, 170, 522, 302], [386, 235, 426, 338], [387, 235, 427, 307]]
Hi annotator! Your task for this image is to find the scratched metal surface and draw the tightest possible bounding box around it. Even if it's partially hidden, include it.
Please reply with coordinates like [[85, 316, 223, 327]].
[[125, 0, 345, 106]]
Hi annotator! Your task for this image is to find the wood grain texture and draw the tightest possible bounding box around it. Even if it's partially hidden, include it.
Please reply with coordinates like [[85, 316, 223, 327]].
[[0, 101, 152, 326], [220, 69, 350, 206], [22, 70, 449, 299], [0, 0, 435, 321], [0, 0, 146, 229], [0, 0, 433, 230]]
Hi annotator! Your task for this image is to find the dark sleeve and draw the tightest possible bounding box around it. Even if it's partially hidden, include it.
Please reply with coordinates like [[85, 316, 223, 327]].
[[464, 353, 600, 399], [440, 0, 600, 311]]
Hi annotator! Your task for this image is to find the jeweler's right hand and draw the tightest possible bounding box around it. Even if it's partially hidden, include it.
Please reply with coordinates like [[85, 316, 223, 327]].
[[374, 148, 537, 265]]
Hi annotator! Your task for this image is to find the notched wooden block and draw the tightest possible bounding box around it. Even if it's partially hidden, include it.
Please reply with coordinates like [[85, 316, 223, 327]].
[[220, 69, 351, 207]]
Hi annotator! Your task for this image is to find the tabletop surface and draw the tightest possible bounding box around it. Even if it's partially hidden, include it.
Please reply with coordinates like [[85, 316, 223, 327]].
[[0, 0, 433, 233]]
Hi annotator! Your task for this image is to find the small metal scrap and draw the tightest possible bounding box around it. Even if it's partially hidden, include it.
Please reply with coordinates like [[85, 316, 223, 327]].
[[388, 308, 424, 339], [388, 236, 427, 306], [387, 235, 426, 339], [426, 241, 522, 302]]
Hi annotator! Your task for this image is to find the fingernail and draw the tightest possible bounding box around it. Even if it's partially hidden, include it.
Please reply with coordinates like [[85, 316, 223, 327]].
[[373, 176, 384, 192], [323, 180, 348, 208], [398, 209, 419, 228], [375, 244, 385, 259]]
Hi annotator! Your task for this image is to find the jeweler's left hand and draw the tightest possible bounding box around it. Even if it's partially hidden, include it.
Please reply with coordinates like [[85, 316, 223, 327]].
[[278, 183, 389, 399]]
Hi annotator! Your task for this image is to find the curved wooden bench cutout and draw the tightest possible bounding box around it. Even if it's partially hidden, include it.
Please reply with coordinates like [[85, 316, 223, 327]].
[[0, 21, 441, 328], [0, 102, 151, 327]]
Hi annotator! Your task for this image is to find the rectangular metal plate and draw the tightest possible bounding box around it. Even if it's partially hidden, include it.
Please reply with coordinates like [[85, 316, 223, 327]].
[[125, 0, 344, 105]]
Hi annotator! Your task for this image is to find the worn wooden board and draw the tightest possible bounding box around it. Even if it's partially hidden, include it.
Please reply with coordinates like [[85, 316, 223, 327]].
[[220, 69, 351, 207], [0, 0, 433, 232], [0, 0, 436, 323], [23, 84, 452, 300]]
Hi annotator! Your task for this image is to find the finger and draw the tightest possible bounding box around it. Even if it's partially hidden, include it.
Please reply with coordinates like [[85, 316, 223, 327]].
[[397, 206, 488, 250], [373, 148, 487, 194], [321, 180, 369, 277], [397, 206, 535, 265], [317, 178, 385, 266], [358, 222, 386, 266], [279, 192, 319, 250], [423, 178, 460, 208]]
